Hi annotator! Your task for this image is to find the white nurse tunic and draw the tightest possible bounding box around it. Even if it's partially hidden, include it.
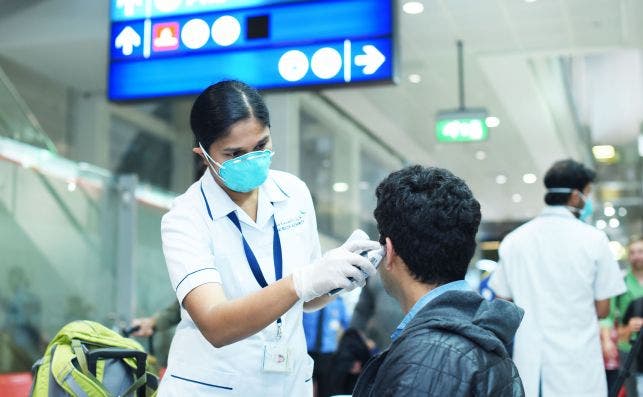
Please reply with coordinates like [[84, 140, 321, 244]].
[[158, 169, 321, 396]]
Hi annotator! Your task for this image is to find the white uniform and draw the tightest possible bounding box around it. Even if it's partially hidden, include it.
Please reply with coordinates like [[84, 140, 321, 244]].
[[158, 170, 321, 396], [489, 206, 625, 397]]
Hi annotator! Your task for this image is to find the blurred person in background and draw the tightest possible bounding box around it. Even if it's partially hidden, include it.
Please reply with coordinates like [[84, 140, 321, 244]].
[[0, 267, 46, 372], [603, 237, 643, 395], [303, 296, 349, 397], [158, 80, 378, 396], [489, 159, 626, 397], [353, 166, 524, 396]]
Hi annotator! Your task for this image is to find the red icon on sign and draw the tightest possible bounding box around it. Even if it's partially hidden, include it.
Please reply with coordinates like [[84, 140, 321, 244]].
[[153, 22, 180, 52]]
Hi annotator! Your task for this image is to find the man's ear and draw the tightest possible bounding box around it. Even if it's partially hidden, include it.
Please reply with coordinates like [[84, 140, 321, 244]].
[[570, 189, 584, 207], [384, 237, 396, 270]]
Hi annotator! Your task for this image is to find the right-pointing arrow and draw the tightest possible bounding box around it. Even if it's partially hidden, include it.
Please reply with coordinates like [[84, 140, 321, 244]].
[[354, 45, 385, 75], [115, 26, 141, 56]]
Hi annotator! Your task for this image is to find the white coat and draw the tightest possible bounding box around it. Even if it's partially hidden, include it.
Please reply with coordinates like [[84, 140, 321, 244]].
[[158, 170, 321, 396], [489, 206, 625, 397]]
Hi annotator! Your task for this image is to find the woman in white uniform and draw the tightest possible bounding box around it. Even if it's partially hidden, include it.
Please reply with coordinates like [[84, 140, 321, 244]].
[[158, 80, 378, 396]]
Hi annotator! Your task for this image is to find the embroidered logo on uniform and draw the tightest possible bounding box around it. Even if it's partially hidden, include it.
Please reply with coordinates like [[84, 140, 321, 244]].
[[277, 210, 306, 231]]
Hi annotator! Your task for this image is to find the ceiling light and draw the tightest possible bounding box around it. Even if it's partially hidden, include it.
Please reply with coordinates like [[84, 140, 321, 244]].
[[408, 73, 422, 83], [618, 207, 627, 217], [592, 145, 616, 162], [512, 193, 522, 203], [67, 181, 77, 192], [332, 182, 349, 192], [639, 135, 643, 157], [522, 173, 537, 184], [495, 174, 507, 185], [603, 206, 616, 217], [475, 150, 486, 160], [402, 1, 424, 14], [485, 116, 500, 128], [596, 220, 607, 230], [609, 218, 620, 229], [525, 0, 537, 3]]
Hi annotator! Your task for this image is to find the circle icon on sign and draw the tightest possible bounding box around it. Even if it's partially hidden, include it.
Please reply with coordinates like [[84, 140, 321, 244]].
[[182, 19, 210, 50], [154, 0, 181, 13], [311, 47, 342, 79], [212, 16, 241, 46], [278, 50, 309, 82]]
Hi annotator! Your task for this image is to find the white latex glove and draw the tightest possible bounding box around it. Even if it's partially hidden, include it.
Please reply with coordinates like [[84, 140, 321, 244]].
[[292, 230, 380, 301], [342, 229, 381, 255]]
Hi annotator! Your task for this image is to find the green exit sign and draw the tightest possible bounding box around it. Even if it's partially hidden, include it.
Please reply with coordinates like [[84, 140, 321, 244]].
[[435, 109, 489, 142]]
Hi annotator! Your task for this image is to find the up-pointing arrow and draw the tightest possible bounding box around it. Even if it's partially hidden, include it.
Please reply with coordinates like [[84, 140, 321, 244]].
[[354, 45, 385, 75], [115, 26, 141, 56]]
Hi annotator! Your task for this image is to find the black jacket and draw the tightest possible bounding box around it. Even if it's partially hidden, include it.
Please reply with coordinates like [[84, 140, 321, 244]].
[[352, 290, 525, 396]]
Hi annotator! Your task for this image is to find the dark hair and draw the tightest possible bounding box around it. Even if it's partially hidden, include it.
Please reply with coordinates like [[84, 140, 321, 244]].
[[374, 165, 481, 285], [543, 159, 596, 205], [190, 80, 270, 151]]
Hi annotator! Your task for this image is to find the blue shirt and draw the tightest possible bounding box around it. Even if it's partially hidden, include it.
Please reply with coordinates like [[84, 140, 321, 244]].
[[390, 280, 471, 341], [303, 297, 350, 353]]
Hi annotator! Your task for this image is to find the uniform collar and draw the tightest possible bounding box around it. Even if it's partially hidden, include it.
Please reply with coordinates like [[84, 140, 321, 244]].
[[199, 170, 290, 223], [539, 205, 575, 219]]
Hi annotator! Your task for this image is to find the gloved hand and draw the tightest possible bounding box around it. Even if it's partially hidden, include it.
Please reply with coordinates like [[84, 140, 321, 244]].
[[292, 230, 380, 302]]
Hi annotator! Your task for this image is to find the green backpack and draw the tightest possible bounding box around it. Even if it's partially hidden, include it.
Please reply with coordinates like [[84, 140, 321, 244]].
[[30, 320, 159, 397]]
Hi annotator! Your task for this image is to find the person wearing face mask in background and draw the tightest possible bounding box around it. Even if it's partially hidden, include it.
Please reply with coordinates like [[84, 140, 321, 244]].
[[158, 80, 379, 396], [489, 159, 626, 397]]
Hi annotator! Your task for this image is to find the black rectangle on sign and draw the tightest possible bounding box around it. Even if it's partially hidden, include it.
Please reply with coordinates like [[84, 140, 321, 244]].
[[246, 15, 270, 39]]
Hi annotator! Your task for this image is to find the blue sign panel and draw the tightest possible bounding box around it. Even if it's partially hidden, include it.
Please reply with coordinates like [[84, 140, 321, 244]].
[[108, 0, 394, 100]]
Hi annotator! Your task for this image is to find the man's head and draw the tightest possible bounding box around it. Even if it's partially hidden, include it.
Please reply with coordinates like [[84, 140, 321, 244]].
[[543, 159, 596, 212], [373, 166, 481, 300], [629, 238, 643, 272]]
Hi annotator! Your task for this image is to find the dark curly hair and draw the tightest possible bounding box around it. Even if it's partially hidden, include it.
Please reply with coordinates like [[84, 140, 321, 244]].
[[374, 165, 481, 285], [543, 159, 596, 205]]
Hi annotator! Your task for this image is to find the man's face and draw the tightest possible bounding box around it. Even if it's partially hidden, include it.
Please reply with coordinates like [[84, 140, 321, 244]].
[[629, 241, 643, 271]]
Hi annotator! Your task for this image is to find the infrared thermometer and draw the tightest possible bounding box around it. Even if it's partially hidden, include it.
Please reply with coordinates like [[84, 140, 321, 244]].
[[329, 246, 385, 295]]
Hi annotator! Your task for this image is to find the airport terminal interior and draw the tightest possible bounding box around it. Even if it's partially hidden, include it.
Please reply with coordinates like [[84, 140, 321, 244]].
[[0, 0, 642, 395]]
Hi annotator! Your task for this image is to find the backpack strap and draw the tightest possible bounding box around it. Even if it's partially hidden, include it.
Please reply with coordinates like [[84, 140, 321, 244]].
[[119, 373, 147, 397], [71, 339, 90, 376]]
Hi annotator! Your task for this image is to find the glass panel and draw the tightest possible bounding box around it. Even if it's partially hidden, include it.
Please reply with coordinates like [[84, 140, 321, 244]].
[[0, 67, 56, 153], [359, 149, 396, 240], [0, 137, 176, 372], [299, 111, 336, 238]]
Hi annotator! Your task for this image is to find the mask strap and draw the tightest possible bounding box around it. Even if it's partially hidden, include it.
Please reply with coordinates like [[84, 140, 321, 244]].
[[547, 188, 573, 194], [547, 187, 586, 215], [198, 142, 224, 169], [198, 142, 228, 185]]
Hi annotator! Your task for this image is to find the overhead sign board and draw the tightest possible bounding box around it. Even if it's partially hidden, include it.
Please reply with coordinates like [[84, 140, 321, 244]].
[[435, 109, 489, 143], [109, 0, 394, 101]]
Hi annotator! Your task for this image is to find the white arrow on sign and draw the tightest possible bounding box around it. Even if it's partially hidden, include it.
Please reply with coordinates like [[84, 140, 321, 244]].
[[354, 45, 385, 75], [116, 0, 143, 17], [115, 26, 141, 56]]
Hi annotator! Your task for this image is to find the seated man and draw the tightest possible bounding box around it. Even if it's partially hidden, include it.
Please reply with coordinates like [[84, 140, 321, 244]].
[[353, 165, 525, 396]]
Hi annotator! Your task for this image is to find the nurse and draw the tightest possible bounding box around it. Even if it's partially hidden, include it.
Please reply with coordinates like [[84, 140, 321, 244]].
[[159, 80, 378, 396]]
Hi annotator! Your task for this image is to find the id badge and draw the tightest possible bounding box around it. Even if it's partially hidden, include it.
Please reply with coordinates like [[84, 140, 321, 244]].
[[262, 344, 291, 373]]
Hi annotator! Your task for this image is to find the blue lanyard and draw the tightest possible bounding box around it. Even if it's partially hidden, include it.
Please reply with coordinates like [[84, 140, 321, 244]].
[[200, 183, 284, 330], [225, 211, 283, 287]]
